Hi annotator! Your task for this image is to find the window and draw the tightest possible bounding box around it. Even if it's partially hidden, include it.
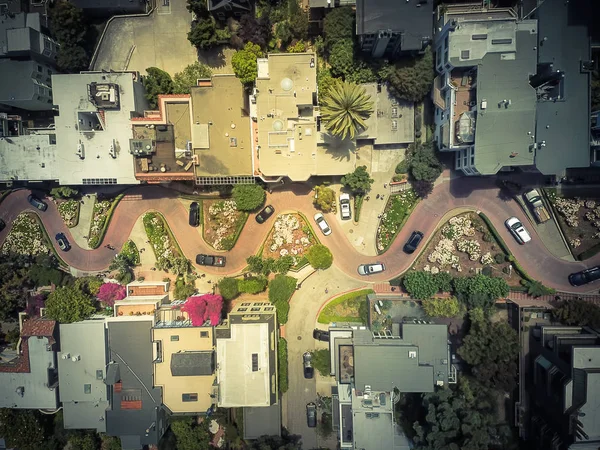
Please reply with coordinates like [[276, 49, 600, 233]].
[[37, 65, 42, 73], [182, 393, 198, 402], [96, 370, 103, 380], [251, 307, 261, 311], [47, 69, 52, 76], [241, 303, 251, 307], [251, 354, 258, 372], [238, 308, 247, 312], [170, 335, 179, 341], [82, 178, 118, 185], [200, 331, 209, 338], [84, 384, 92, 394]]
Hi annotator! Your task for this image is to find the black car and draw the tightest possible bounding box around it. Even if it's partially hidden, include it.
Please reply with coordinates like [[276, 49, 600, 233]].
[[306, 403, 317, 428], [403, 231, 424, 254], [0, 219, 5, 232], [195, 254, 226, 267], [189, 202, 200, 227], [313, 329, 329, 342], [568, 266, 600, 287], [303, 352, 314, 379], [28, 195, 47, 212], [256, 205, 275, 224], [55, 233, 71, 251]]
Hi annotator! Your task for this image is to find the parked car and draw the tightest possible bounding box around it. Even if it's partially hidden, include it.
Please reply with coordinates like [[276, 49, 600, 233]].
[[55, 233, 71, 251], [256, 205, 275, 224], [505, 217, 531, 244], [28, 194, 47, 211], [403, 231, 424, 254], [306, 403, 317, 428], [195, 254, 226, 266], [313, 329, 330, 342], [189, 202, 199, 227], [339, 193, 351, 220], [303, 352, 314, 379], [0, 219, 5, 232], [357, 262, 386, 276], [314, 212, 331, 236], [568, 266, 600, 287]]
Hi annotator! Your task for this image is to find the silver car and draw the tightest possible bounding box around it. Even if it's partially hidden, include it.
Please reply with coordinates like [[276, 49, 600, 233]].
[[357, 263, 386, 276], [505, 216, 531, 244], [314, 212, 331, 236]]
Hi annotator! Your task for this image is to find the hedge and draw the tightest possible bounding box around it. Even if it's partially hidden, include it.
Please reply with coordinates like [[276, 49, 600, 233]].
[[278, 337, 288, 393], [88, 193, 125, 249], [318, 289, 374, 324], [353, 195, 364, 223], [238, 276, 268, 294]]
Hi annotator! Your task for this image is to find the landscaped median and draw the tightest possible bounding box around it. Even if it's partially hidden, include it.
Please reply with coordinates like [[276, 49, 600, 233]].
[[143, 211, 189, 273], [0, 213, 51, 258], [318, 289, 374, 324], [55, 199, 80, 228], [87, 193, 125, 249], [203, 199, 249, 251], [376, 189, 419, 254]]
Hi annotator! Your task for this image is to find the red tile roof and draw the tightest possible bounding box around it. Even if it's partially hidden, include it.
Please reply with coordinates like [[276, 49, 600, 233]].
[[21, 319, 57, 344], [128, 285, 167, 297], [121, 400, 143, 410]]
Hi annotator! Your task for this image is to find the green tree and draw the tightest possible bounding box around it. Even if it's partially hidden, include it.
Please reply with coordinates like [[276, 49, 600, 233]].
[[143, 67, 174, 109], [311, 348, 331, 376], [186, 0, 207, 16], [0, 263, 29, 320], [101, 435, 122, 450], [68, 433, 98, 450], [520, 279, 555, 297], [0, 409, 44, 450], [328, 39, 355, 78], [49, 0, 89, 72], [273, 255, 294, 274], [313, 185, 336, 212], [268, 275, 297, 304], [232, 184, 266, 211], [246, 255, 276, 276], [287, 40, 307, 53], [57, 44, 89, 73], [232, 42, 264, 85], [422, 297, 461, 318], [188, 17, 221, 51], [458, 308, 519, 391], [218, 277, 239, 300], [386, 47, 434, 102], [171, 418, 211, 450], [402, 271, 438, 300], [433, 272, 453, 293], [278, 337, 289, 393], [341, 165, 374, 194], [238, 277, 268, 294], [453, 275, 509, 309], [408, 141, 443, 183], [173, 62, 212, 94], [553, 299, 600, 329], [323, 6, 354, 51], [317, 61, 335, 98], [306, 244, 333, 270], [173, 278, 196, 300], [321, 80, 374, 140], [50, 186, 79, 198], [170, 257, 192, 277], [44, 286, 95, 323], [287, 0, 308, 42]]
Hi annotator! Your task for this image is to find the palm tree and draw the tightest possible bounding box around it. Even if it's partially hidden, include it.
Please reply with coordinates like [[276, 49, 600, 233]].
[[320, 80, 374, 140]]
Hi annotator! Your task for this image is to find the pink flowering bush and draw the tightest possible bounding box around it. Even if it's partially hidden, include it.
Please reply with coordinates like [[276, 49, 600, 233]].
[[97, 283, 126, 307], [26, 294, 46, 317], [180, 294, 223, 326]]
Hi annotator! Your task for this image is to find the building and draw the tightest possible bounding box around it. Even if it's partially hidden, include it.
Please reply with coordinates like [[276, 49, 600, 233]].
[[358, 83, 414, 147], [329, 298, 454, 450], [0, 12, 59, 111], [208, 0, 253, 21], [68, 0, 149, 17], [214, 301, 278, 408], [355, 0, 433, 58], [0, 318, 59, 410], [252, 52, 356, 181], [527, 325, 600, 450], [432, 1, 592, 177], [0, 71, 147, 186]]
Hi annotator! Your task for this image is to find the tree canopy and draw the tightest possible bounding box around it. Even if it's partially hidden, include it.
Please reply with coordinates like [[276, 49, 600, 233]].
[[187, 16, 230, 51], [232, 184, 265, 211], [321, 80, 374, 140], [386, 47, 434, 102], [49, 0, 90, 72], [553, 299, 600, 329], [218, 277, 239, 300], [232, 42, 264, 85], [422, 297, 462, 318], [323, 6, 354, 51], [341, 165, 374, 194], [313, 185, 336, 212], [233, 14, 271, 49], [0, 263, 31, 320], [306, 244, 333, 270], [173, 62, 212, 94], [329, 39, 355, 79], [44, 286, 95, 323], [171, 418, 211, 450], [0, 409, 45, 450], [402, 271, 439, 300], [143, 67, 174, 109], [408, 141, 443, 183]]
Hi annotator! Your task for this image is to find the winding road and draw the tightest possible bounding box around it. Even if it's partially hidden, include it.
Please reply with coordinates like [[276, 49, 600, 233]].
[[0, 178, 598, 292]]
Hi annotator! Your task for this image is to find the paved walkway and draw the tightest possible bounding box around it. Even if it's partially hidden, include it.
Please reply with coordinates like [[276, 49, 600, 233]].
[[69, 194, 95, 250]]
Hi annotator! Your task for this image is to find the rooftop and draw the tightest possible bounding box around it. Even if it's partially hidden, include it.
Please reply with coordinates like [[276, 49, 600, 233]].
[[0, 12, 43, 57], [0, 60, 50, 108], [243, 404, 282, 439], [190, 75, 253, 177]]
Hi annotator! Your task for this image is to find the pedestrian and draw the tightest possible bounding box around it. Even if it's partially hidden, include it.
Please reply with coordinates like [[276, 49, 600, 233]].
[[325, 288, 328, 294], [384, 183, 387, 188], [377, 214, 382, 219], [391, 287, 396, 292], [381, 195, 385, 200], [366, 196, 370, 201], [376, 194, 380, 200]]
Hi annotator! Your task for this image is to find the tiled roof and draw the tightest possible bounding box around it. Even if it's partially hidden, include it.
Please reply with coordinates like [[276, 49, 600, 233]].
[[127, 285, 167, 297], [21, 318, 57, 344]]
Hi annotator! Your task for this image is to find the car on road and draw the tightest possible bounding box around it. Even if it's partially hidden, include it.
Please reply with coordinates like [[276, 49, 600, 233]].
[[0, 219, 5, 232], [357, 262, 386, 276], [28, 195, 47, 211], [339, 193, 351, 220], [189, 202, 200, 227], [403, 231, 424, 254], [568, 266, 600, 287], [313, 329, 329, 342], [314, 212, 331, 236], [303, 352, 314, 379], [195, 254, 226, 267], [306, 403, 317, 428], [256, 205, 275, 224], [505, 217, 531, 244], [55, 233, 71, 251]]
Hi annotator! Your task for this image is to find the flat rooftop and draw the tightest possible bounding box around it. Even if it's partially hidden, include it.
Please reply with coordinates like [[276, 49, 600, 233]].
[[571, 347, 600, 443], [190, 75, 253, 177]]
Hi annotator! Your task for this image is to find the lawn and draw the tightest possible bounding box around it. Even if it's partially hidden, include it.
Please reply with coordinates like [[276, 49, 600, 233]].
[[1, 213, 50, 257], [318, 289, 374, 324], [56, 199, 80, 228], [203, 199, 248, 251], [376, 189, 418, 253]]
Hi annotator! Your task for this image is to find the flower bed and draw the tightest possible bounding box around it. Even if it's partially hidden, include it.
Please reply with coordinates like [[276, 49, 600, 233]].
[[413, 213, 523, 286], [548, 193, 600, 259], [120, 240, 140, 266], [263, 214, 316, 265], [203, 199, 248, 251], [88, 199, 112, 248], [56, 199, 80, 228], [143, 212, 179, 269], [1, 213, 50, 257], [376, 189, 418, 253]]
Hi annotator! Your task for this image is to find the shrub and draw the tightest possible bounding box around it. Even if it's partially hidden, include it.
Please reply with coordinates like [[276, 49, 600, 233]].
[[422, 297, 461, 318], [311, 349, 331, 376], [50, 186, 79, 198], [274, 299, 290, 324], [218, 277, 239, 300], [97, 283, 126, 307], [395, 159, 409, 174], [232, 184, 265, 211], [313, 185, 336, 212], [238, 276, 268, 294], [173, 278, 196, 300], [306, 244, 333, 269], [494, 253, 506, 264], [278, 338, 288, 393], [402, 271, 438, 299], [44, 286, 95, 323], [481, 266, 493, 277], [482, 233, 493, 242], [273, 255, 294, 274], [268, 275, 297, 304], [520, 279, 555, 297], [433, 272, 453, 293]]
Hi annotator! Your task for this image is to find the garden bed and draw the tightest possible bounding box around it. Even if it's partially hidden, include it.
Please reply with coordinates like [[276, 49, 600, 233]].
[[143, 212, 180, 269], [120, 240, 140, 266], [412, 213, 524, 287], [376, 189, 419, 253], [203, 199, 248, 251], [88, 194, 124, 249], [546, 191, 600, 260], [262, 213, 317, 266], [0, 213, 51, 257], [56, 199, 80, 228], [318, 289, 373, 324]]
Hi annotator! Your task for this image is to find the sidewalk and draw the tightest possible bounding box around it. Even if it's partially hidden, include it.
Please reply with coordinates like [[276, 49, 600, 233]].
[[69, 194, 95, 250]]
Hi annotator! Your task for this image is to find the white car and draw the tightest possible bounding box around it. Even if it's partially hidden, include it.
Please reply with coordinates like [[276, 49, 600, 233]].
[[505, 216, 531, 244], [357, 263, 386, 276], [314, 212, 331, 236], [339, 193, 351, 220]]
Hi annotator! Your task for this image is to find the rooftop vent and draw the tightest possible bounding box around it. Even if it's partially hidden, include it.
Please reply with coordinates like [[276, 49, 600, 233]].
[[472, 34, 487, 40], [251, 353, 258, 372], [491, 38, 513, 45], [409, 351, 417, 358]]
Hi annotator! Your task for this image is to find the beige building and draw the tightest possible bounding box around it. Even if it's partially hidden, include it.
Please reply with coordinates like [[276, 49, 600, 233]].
[[253, 53, 356, 182]]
